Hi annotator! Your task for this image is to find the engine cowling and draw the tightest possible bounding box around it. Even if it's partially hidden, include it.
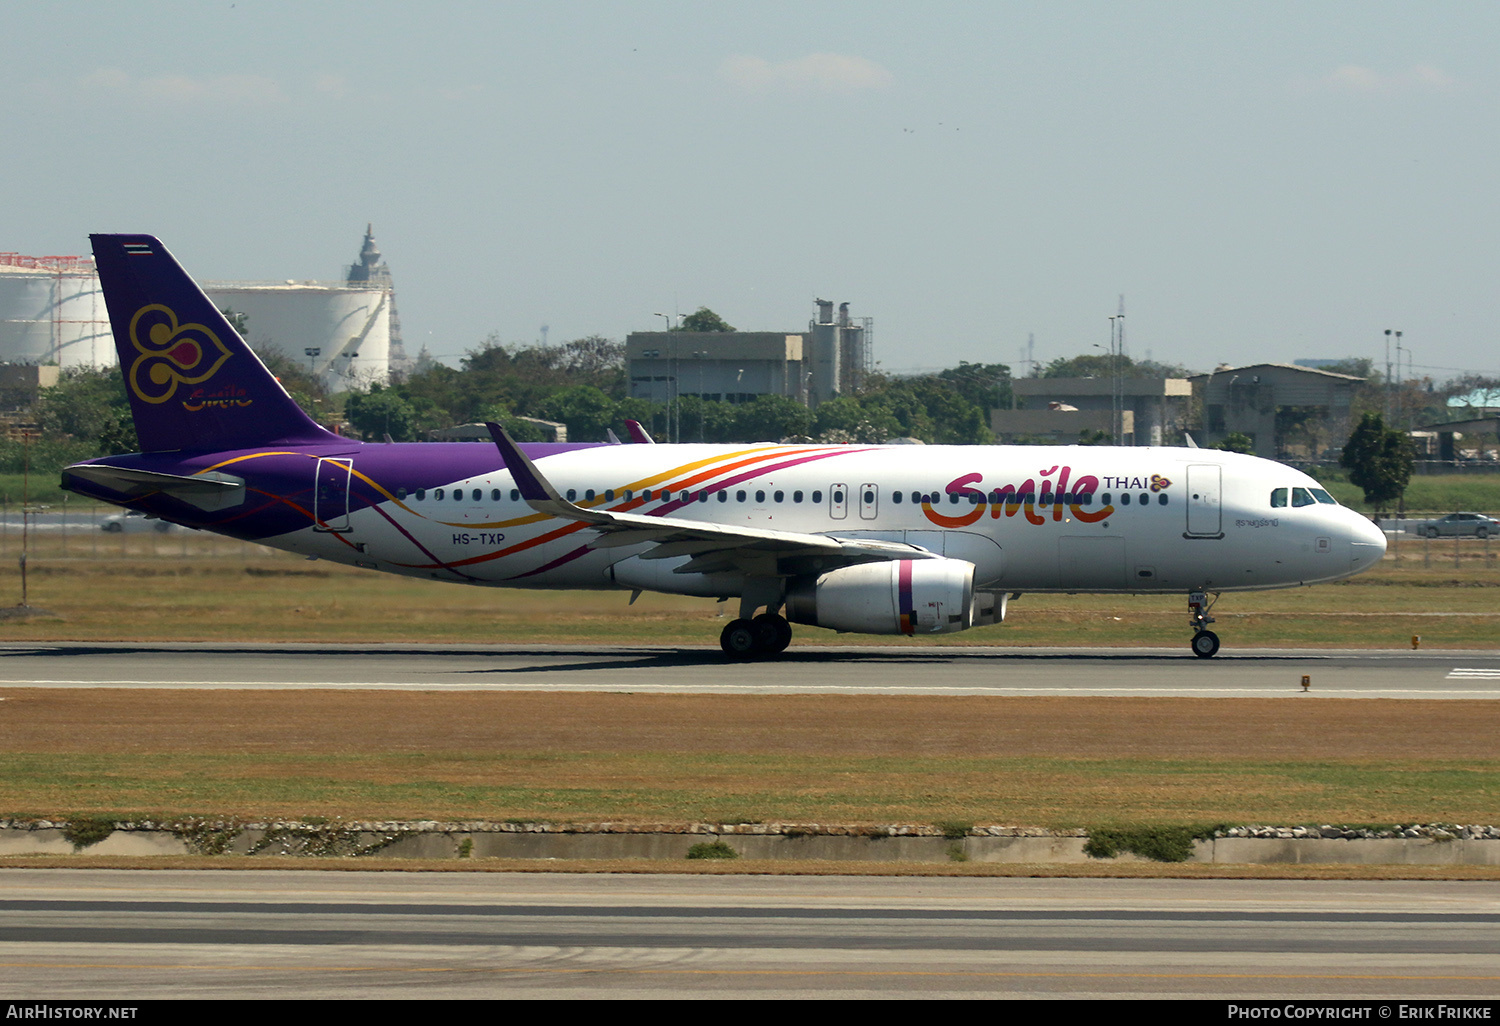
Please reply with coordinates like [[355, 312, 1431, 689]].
[[784, 558, 975, 636]]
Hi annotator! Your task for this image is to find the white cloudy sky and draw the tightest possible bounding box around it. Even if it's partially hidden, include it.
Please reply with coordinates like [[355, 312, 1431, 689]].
[[4, 1, 1498, 379]]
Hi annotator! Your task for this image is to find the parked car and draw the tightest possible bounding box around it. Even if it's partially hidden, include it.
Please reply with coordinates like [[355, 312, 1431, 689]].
[[100, 510, 175, 534], [1410, 512, 1500, 539]]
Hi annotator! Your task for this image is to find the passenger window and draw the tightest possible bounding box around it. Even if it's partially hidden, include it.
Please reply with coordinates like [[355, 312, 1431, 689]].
[[717, 491, 727, 502], [605, 489, 615, 501], [679, 491, 689, 502], [1100, 492, 1110, 505], [949, 493, 960, 505], [434, 488, 445, 500], [1270, 488, 1288, 508], [892, 491, 902, 504], [473, 489, 482, 501], [415, 489, 426, 501], [1158, 493, 1168, 506], [793, 490, 803, 503], [1292, 487, 1315, 507], [585, 489, 596, 501], [699, 491, 708, 502], [774, 490, 784, 503], [755, 490, 766, 503], [1139, 493, 1148, 505], [642, 489, 653, 501], [510, 489, 519, 501], [396, 487, 407, 500], [1121, 493, 1131, 505], [812, 490, 823, 503], [736, 490, 747, 502], [833, 489, 844, 503], [566, 489, 577, 501]]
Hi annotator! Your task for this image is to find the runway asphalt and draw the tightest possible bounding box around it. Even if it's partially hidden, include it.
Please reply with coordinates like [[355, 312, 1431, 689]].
[[3, 870, 1498, 999], [0, 642, 1498, 697]]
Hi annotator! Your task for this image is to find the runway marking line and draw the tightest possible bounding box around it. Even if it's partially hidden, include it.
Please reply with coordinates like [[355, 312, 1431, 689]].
[[3, 960, 1500, 982], [6, 679, 1500, 696]]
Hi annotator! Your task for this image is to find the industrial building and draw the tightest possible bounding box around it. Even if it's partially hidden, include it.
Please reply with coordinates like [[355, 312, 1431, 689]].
[[1191, 362, 1364, 458], [991, 376, 1191, 446], [0, 228, 400, 393], [625, 299, 872, 408]]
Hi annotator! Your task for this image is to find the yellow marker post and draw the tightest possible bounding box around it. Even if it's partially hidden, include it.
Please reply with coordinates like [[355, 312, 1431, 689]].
[[1300, 674, 1311, 692], [1412, 635, 1421, 649]]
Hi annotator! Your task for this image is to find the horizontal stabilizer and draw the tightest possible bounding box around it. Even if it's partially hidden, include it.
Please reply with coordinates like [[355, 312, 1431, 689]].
[[63, 464, 246, 512]]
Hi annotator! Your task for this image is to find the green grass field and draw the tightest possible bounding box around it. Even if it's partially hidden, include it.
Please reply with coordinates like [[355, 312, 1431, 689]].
[[0, 527, 1495, 649], [1, 507, 1497, 854]]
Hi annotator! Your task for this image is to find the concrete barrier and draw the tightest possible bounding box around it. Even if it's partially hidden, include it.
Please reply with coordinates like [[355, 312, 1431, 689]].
[[5, 820, 1497, 865]]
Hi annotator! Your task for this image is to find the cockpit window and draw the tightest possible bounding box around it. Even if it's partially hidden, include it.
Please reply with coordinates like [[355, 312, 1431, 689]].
[[1270, 488, 1287, 508], [1291, 487, 1316, 507], [1311, 489, 1337, 505]]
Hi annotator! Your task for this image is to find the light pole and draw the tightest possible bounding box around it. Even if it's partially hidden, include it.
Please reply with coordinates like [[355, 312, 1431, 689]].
[[1384, 329, 1401, 423], [693, 350, 707, 442], [304, 347, 321, 378]]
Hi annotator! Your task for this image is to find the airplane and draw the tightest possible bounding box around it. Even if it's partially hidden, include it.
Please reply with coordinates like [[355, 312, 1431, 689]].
[[62, 234, 1388, 659]]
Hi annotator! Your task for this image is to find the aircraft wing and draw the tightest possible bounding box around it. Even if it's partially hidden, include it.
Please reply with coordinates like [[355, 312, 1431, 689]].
[[486, 423, 932, 575]]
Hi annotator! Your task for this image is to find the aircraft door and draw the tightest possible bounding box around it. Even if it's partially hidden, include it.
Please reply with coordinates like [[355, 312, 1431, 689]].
[[1185, 464, 1223, 538], [830, 483, 848, 520], [858, 483, 879, 520], [314, 457, 353, 533]]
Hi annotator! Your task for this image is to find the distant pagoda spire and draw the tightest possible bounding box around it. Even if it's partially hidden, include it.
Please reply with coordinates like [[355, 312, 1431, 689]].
[[345, 224, 408, 371]]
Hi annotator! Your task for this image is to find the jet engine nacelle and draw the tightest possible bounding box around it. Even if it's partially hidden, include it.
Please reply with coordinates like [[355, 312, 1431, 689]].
[[784, 558, 975, 635]]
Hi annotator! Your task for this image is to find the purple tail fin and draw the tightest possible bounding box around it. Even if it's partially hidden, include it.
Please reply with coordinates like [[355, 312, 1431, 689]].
[[90, 234, 339, 452]]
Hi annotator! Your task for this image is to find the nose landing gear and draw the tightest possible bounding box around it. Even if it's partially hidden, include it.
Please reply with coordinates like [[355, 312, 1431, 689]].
[[1188, 590, 1220, 658]]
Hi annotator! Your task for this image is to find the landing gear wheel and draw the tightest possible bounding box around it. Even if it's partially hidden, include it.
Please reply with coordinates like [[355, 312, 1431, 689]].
[[753, 613, 793, 655], [1191, 630, 1221, 658], [720, 619, 760, 658]]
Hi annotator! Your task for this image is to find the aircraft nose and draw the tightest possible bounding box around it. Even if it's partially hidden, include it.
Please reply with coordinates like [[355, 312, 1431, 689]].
[[1349, 514, 1387, 574]]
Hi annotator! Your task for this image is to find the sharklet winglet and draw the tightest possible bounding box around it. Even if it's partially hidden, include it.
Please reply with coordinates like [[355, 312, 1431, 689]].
[[484, 422, 612, 525]]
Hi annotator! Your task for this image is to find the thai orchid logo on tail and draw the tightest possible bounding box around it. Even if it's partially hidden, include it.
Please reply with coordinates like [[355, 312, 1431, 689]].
[[127, 304, 235, 406]]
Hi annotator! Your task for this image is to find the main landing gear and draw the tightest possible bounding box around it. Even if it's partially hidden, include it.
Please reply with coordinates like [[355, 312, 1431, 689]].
[[720, 612, 792, 659], [1188, 590, 1220, 658]]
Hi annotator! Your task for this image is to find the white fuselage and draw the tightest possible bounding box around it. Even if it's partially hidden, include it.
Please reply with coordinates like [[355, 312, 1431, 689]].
[[273, 443, 1386, 597]]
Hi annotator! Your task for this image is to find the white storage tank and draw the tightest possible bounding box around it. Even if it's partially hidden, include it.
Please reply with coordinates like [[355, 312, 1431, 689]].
[[0, 254, 114, 368], [202, 282, 392, 391]]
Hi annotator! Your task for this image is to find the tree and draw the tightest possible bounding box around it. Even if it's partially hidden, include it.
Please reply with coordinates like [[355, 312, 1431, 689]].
[[937, 361, 1013, 415], [219, 307, 249, 338], [539, 384, 618, 442], [1211, 431, 1255, 455], [1340, 413, 1413, 512], [345, 385, 418, 441], [673, 307, 735, 333], [732, 394, 812, 441], [34, 367, 132, 445]]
